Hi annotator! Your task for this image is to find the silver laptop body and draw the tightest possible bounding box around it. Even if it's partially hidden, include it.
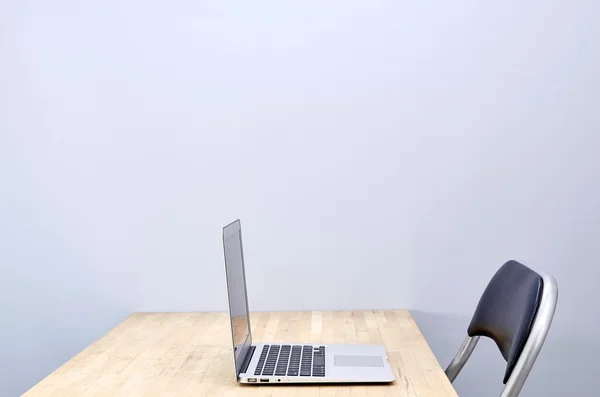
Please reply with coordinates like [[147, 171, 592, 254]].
[[222, 219, 395, 384]]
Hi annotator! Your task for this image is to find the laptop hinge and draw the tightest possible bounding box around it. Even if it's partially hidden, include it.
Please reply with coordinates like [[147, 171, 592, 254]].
[[240, 345, 256, 375]]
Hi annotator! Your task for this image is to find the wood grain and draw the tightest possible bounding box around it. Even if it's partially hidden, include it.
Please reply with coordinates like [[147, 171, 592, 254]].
[[22, 311, 457, 397]]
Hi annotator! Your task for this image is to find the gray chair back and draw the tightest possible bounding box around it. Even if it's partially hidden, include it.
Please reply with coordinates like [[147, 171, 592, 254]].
[[445, 260, 558, 397]]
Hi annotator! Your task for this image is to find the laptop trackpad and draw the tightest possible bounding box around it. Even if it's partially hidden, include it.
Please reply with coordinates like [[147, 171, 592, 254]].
[[334, 355, 384, 368]]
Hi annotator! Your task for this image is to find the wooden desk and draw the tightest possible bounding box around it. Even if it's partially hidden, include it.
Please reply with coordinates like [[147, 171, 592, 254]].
[[23, 310, 457, 397]]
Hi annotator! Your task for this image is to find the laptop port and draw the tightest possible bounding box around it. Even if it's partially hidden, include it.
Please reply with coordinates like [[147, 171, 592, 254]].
[[247, 378, 257, 383], [260, 379, 269, 383]]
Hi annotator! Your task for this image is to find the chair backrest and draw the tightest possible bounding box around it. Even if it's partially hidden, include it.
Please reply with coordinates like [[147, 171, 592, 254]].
[[445, 260, 558, 397]]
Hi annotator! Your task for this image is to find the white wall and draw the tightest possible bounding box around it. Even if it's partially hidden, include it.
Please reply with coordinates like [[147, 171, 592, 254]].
[[2, 1, 599, 396]]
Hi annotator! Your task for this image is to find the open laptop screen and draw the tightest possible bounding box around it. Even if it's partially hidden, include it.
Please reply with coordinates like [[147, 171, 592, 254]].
[[222, 220, 253, 377]]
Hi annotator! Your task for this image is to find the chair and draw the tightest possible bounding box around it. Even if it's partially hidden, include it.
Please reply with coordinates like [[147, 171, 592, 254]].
[[445, 260, 558, 397]]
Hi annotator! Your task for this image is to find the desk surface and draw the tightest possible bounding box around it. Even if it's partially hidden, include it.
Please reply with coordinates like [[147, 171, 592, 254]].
[[23, 310, 457, 397]]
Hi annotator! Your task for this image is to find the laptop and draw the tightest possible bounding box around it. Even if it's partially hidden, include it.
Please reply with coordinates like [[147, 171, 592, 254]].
[[222, 219, 395, 384]]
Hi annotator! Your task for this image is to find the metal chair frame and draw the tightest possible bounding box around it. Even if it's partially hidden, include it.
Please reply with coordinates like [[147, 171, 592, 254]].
[[445, 272, 558, 397]]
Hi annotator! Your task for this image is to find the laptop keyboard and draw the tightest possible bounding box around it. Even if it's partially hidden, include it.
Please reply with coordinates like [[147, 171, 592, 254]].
[[254, 345, 326, 377]]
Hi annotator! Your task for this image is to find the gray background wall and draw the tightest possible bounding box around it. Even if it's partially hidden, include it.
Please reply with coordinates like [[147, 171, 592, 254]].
[[2, 1, 599, 396]]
